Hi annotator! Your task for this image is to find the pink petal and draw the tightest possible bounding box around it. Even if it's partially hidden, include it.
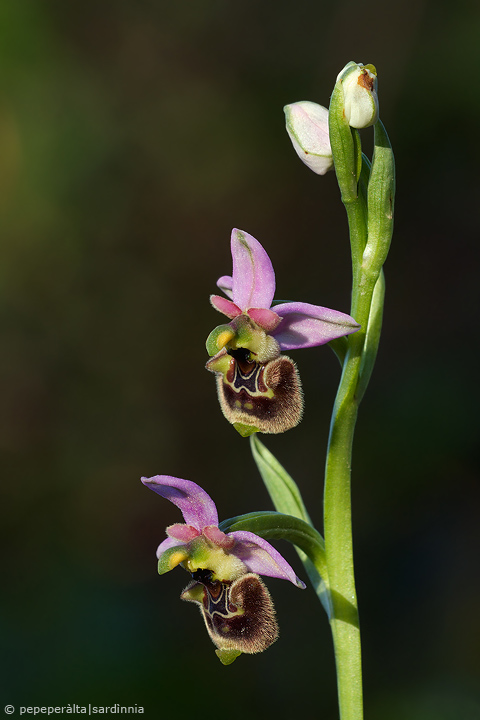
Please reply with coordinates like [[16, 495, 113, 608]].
[[272, 302, 360, 350], [141, 475, 218, 531], [210, 295, 242, 319], [166, 523, 200, 542], [231, 229, 276, 311], [203, 525, 235, 549], [246, 307, 282, 332], [228, 530, 305, 588]]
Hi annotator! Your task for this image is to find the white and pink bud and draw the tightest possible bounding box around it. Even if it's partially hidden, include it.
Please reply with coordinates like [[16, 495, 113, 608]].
[[284, 101, 333, 175], [337, 61, 379, 129]]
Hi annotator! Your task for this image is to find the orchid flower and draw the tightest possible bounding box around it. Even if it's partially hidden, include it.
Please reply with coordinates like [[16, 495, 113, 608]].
[[142, 474, 305, 665], [206, 229, 360, 436]]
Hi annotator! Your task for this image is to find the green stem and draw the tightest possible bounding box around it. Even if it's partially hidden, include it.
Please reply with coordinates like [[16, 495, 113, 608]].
[[326, 82, 366, 720], [323, 195, 385, 720], [323, 307, 368, 720], [326, 76, 394, 717], [328, 91, 368, 286]]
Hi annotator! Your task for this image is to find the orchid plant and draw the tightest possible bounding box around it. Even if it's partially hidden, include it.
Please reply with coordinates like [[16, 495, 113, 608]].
[[143, 61, 395, 720]]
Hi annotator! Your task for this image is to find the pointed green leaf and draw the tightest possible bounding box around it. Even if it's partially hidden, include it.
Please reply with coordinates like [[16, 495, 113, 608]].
[[220, 510, 331, 617], [249, 437, 332, 616], [219, 511, 325, 570], [250, 435, 310, 523]]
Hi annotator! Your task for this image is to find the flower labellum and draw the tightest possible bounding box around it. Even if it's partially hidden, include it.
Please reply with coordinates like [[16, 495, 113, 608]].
[[206, 335, 303, 437], [181, 570, 278, 664], [337, 61, 379, 129], [206, 229, 360, 436], [284, 101, 333, 175], [142, 474, 305, 664]]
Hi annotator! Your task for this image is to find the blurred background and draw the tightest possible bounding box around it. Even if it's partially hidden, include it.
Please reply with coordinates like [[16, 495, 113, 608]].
[[1, 1, 479, 718]]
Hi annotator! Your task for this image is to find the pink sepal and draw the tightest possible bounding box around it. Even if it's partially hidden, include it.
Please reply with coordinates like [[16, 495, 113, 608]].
[[228, 530, 306, 588], [231, 229, 276, 311], [141, 475, 219, 531], [272, 302, 360, 350]]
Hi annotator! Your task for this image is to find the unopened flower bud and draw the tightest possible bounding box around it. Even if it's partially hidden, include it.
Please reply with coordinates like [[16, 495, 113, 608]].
[[284, 101, 333, 175], [337, 62, 379, 129]]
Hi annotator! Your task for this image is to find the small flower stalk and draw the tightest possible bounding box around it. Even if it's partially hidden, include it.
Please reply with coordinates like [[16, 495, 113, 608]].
[[142, 474, 305, 665], [206, 229, 360, 436], [337, 61, 379, 129], [284, 101, 333, 175]]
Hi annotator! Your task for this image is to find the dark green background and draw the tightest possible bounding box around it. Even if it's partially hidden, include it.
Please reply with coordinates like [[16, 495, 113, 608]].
[[1, 1, 479, 718]]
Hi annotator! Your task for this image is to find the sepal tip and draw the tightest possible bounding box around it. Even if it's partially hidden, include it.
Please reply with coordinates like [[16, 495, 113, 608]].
[[233, 422, 259, 437], [216, 648, 242, 665]]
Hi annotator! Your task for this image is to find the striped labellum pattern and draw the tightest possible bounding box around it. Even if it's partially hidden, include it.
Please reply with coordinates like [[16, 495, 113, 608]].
[[181, 568, 279, 656], [206, 347, 304, 435]]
